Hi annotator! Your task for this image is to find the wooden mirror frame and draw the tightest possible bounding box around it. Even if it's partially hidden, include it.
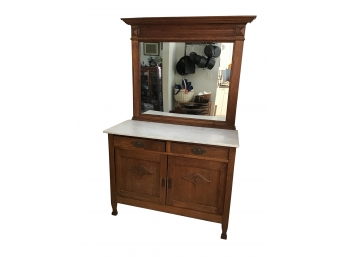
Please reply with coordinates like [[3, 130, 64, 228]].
[[122, 16, 256, 130]]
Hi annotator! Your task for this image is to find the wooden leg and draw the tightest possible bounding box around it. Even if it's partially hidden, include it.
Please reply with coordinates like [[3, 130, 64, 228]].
[[111, 202, 118, 216], [108, 134, 118, 216], [221, 223, 228, 239]]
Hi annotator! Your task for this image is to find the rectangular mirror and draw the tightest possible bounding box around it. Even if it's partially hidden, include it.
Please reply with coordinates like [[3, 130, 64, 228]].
[[139, 42, 234, 122]]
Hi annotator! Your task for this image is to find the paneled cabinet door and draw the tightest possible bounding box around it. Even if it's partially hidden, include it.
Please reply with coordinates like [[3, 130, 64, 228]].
[[115, 149, 167, 205], [167, 156, 227, 215]]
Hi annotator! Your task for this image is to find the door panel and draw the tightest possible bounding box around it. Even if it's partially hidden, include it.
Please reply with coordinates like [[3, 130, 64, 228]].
[[167, 156, 227, 214], [116, 149, 166, 204]]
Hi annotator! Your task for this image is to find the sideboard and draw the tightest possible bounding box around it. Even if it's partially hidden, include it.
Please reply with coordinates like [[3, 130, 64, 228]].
[[104, 15, 256, 239]]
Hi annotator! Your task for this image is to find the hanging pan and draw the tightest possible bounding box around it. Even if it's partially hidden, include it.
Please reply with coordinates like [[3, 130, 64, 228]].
[[176, 57, 187, 76], [195, 55, 207, 68], [184, 55, 195, 74], [213, 45, 221, 58], [205, 57, 215, 70], [204, 44, 215, 58], [204, 44, 221, 58], [184, 44, 195, 74]]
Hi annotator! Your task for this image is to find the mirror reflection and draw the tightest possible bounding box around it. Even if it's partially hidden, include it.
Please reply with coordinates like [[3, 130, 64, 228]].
[[140, 42, 233, 121]]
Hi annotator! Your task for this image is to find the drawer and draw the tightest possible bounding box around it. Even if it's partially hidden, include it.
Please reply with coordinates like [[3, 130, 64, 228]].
[[170, 142, 229, 160], [113, 135, 165, 152]]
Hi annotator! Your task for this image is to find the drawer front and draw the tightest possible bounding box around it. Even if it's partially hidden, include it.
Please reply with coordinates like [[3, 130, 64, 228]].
[[114, 135, 165, 152], [170, 142, 229, 160]]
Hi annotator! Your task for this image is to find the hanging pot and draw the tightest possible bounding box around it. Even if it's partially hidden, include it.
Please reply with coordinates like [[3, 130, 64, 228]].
[[205, 57, 215, 70], [194, 54, 201, 65], [176, 56, 195, 75], [190, 52, 197, 61], [176, 57, 187, 76], [195, 55, 207, 68], [204, 44, 215, 58], [213, 46, 221, 58], [184, 55, 195, 74]]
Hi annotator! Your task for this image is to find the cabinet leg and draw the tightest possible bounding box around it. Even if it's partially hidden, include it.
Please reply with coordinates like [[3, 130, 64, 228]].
[[220, 231, 227, 240], [111, 202, 118, 216], [221, 223, 228, 239]]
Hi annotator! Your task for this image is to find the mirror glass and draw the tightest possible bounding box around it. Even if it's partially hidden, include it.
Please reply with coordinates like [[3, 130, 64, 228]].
[[139, 42, 234, 121]]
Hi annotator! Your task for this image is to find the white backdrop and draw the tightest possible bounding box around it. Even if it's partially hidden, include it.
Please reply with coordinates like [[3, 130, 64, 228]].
[[1, 1, 348, 256]]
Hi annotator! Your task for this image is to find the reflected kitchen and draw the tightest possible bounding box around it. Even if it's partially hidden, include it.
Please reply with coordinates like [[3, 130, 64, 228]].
[[140, 42, 233, 121]]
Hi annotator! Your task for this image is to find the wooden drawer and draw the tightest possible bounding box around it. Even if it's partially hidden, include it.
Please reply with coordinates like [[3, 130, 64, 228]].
[[113, 135, 165, 152], [170, 142, 229, 160]]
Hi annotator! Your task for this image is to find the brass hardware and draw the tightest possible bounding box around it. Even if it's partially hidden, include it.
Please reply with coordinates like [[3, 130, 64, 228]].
[[162, 178, 165, 187], [131, 141, 144, 148], [191, 147, 206, 155], [168, 178, 172, 188]]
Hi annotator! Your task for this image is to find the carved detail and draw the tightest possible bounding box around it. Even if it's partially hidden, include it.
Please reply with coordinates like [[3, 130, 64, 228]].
[[133, 27, 140, 36], [240, 27, 245, 36], [182, 173, 211, 187], [131, 165, 153, 177], [235, 26, 245, 36]]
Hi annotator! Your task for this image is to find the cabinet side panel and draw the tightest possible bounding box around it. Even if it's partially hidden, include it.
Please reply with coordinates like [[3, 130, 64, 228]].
[[108, 135, 117, 212], [222, 148, 237, 229]]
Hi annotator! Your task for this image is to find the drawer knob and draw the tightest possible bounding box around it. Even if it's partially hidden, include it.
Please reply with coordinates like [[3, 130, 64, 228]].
[[191, 147, 206, 155], [131, 141, 145, 148]]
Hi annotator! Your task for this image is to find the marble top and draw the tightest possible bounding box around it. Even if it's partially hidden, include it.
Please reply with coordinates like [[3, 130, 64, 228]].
[[143, 110, 226, 121], [103, 120, 239, 148]]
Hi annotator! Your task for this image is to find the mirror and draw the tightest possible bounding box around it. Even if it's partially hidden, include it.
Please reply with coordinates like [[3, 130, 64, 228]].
[[121, 15, 256, 129], [139, 42, 234, 122]]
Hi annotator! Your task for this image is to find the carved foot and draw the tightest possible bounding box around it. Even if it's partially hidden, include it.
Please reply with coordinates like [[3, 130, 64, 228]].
[[111, 202, 118, 216], [221, 232, 227, 240]]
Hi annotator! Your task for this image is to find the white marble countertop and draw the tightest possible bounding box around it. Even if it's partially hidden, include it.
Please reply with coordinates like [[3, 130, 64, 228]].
[[103, 120, 239, 148]]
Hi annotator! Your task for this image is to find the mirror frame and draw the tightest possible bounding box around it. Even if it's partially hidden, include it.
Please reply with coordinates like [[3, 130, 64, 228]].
[[122, 16, 256, 130]]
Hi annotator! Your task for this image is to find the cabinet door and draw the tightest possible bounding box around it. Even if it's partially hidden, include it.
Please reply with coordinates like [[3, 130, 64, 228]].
[[167, 156, 227, 215], [116, 149, 167, 205]]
